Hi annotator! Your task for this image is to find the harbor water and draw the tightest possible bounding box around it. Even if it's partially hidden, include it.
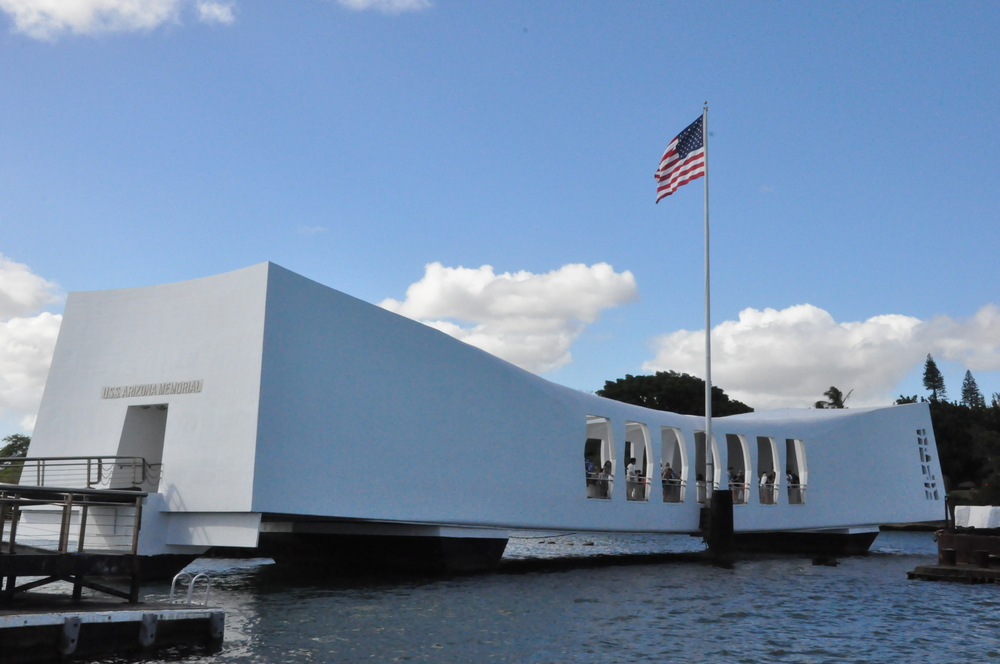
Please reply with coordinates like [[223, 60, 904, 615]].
[[113, 531, 998, 663]]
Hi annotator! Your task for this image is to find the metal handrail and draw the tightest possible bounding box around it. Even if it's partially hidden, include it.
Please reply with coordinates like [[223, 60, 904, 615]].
[[729, 481, 751, 505], [170, 572, 212, 606], [625, 474, 651, 501], [0, 484, 146, 555], [0, 456, 161, 490], [694, 479, 719, 504], [585, 472, 614, 499], [758, 483, 780, 505], [787, 483, 808, 505], [660, 477, 686, 503]]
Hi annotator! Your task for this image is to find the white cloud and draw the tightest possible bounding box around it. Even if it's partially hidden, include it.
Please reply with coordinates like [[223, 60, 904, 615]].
[[381, 262, 638, 373], [335, 0, 431, 15], [196, 0, 232, 24], [0, 254, 61, 319], [923, 304, 1000, 372], [0, 0, 235, 39], [0, 255, 63, 430], [1, 312, 62, 430], [643, 303, 1000, 410], [0, 0, 431, 39]]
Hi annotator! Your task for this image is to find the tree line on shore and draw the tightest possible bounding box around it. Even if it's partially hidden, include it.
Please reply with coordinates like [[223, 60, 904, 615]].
[[894, 355, 1000, 505]]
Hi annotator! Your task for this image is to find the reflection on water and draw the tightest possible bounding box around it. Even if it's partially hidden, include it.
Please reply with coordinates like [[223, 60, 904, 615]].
[[115, 532, 1000, 663]]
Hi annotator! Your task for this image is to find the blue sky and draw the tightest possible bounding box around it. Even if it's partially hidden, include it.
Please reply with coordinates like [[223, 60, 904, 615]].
[[2, 0, 999, 433]]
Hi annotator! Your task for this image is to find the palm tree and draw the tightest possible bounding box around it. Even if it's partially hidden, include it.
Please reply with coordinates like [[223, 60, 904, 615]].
[[815, 386, 852, 409]]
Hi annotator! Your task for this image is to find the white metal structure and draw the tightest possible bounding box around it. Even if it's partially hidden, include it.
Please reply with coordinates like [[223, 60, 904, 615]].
[[24, 263, 944, 567]]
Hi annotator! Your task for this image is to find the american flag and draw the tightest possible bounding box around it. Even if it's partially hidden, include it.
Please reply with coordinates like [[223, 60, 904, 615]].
[[655, 115, 705, 203]]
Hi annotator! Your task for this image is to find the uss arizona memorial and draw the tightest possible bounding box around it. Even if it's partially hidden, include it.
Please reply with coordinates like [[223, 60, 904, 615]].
[[21, 262, 944, 571]]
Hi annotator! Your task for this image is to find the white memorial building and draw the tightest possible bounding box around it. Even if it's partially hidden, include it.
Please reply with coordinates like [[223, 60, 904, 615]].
[[24, 263, 945, 572]]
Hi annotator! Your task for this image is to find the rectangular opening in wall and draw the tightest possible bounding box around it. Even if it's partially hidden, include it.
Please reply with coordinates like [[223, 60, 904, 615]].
[[625, 422, 651, 502], [112, 404, 167, 491], [660, 427, 687, 503], [694, 431, 718, 503], [724, 434, 751, 505], [785, 438, 807, 505], [756, 437, 779, 505], [585, 416, 614, 500]]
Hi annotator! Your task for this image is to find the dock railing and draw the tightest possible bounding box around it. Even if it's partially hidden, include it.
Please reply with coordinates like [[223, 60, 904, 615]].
[[1, 483, 149, 602], [1, 484, 145, 555]]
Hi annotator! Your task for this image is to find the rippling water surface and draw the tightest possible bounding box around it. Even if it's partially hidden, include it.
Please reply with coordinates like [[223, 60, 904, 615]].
[[121, 532, 1000, 663]]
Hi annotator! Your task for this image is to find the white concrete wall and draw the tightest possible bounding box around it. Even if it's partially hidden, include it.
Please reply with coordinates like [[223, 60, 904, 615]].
[[29, 262, 944, 541], [250, 265, 943, 533], [251, 265, 697, 532], [30, 263, 269, 513], [719, 404, 944, 531], [955, 505, 1000, 529]]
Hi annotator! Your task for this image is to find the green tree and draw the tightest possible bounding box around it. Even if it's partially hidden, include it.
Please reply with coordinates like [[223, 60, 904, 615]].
[[894, 390, 1000, 503], [815, 386, 851, 409], [0, 433, 30, 484], [961, 370, 986, 408], [597, 371, 754, 417], [922, 354, 947, 401], [0, 433, 30, 458]]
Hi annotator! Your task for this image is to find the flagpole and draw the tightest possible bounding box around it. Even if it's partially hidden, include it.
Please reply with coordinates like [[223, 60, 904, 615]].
[[702, 103, 713, 489]]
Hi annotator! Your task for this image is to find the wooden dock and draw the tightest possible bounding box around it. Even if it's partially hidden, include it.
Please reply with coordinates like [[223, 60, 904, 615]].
[[908, 563, 1000, 584], [2, 482, 226, 662], [0, 595, 224, 663]]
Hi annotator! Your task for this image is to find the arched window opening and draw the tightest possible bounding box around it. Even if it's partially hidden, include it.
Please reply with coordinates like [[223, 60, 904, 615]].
[[624, 422, 652, 502], [693, 431, 720, 504], [585, 416, 615, 499], [755, 437, 779, 505], [660, 427, 687, 503], [725, 434, 751, 505], [785, 438, 808, 504]]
